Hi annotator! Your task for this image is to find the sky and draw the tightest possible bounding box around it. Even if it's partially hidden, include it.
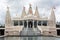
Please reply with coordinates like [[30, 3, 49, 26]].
[[0, 0, 60, 25]]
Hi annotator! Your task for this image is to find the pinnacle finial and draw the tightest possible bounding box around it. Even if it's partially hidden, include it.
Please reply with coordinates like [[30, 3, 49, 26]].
[[51, 6, 56, 13], [7, 6, 9, 11], [29, 4, 32, 8], [51, 6, 55, 10], [16, 13, 18, 17], [23, 6, 25, 10], [36, 6, 38, 10]]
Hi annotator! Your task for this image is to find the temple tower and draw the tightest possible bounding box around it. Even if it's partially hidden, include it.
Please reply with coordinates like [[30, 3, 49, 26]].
[[48, 7, 56, 27], [5, 7, 11, 27], [34, 6, 40, 18], [21, 7, 26, 18], [48, 7, 57, 36], [28, 4, 33, 15]]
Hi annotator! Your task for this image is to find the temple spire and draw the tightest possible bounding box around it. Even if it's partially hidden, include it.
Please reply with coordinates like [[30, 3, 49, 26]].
[[21, 7, 26, 18], [49, 7, 56, 26], [5, 6, 11, 27], [50, 7, 55, 20], [34, 6, 39, 17], [28, 4, 33, 14]]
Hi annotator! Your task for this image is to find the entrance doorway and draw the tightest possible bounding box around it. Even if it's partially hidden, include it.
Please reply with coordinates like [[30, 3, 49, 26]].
[[0, 29, 4, 35], [28, 21, 33, 28], [57, 29, 60, 35]]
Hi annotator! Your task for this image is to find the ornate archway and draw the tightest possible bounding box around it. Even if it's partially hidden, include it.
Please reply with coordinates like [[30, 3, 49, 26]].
[[28, 21, 33, 28]]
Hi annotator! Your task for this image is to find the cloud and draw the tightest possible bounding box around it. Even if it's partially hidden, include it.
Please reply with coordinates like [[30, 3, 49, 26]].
[[36, 0, 60, 8], [0, 0, 7, 25], [0, 0, 60, 25]]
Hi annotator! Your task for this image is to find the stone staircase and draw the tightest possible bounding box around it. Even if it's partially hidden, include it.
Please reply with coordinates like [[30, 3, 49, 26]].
[[20, 27, 41, 36]]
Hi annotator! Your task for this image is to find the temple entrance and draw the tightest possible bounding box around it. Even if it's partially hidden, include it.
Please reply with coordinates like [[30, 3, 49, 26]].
[[0, 29, 4, 35], [57, 29, 60, 36], [24, 20, 27, 28], [28, 21, 33, 28], [20, 20, 41, 36]]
